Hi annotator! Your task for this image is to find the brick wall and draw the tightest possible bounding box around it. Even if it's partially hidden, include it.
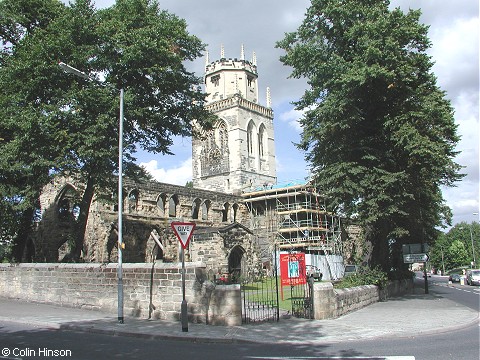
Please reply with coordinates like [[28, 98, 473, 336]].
[[0, 262, 241, 326]]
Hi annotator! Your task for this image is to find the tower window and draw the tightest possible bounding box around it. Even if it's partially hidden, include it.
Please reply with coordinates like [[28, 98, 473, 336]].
[[247, 121, 255, 155], [259, 124, 266, 158], [211, 75, 220, 86]]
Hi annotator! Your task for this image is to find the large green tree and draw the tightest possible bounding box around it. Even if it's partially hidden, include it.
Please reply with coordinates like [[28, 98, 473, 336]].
[[277, 0, 463, 274], [430, 223, 479, 271], [0, 0, 215, 261]]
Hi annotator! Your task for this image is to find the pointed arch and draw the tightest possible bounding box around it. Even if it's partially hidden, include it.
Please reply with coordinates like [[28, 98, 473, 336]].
[[169, 194, 179, 218], [258, 123, 267, 158], [228, 245, 246, 283], [55, 184, 80, 221], [246, 120, 256, 155], [201, 200, 211, 221], [222, 202, 230, 222], [232, 203, 239, 222], [156, 193, 167, 216], [192, 198, 201, 219], [217, 120, 228, 152], [128, 189, 139, 212]]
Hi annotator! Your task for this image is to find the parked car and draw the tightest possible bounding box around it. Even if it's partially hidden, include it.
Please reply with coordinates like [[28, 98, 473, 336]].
[[466, 269, 480, 286], [448, 273, 461, 283], [306, 265, 322, 281]]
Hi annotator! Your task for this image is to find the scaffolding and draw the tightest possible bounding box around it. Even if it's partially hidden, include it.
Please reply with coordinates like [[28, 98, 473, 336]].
[[242, 183, 343, 257]]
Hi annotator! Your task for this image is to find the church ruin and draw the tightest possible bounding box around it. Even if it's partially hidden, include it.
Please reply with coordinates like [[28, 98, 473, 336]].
[[32, 46, 349, 281]]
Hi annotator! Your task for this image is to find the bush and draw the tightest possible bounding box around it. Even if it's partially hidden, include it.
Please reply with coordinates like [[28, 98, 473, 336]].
[[335, 267, 388, 289]]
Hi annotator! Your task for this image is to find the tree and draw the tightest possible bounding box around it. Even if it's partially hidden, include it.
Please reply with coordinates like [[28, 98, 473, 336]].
[[430, 223, 480, 271], [277, 0, 463, 274], [445, 240, 469, 270], [0, 0, 215, 261]]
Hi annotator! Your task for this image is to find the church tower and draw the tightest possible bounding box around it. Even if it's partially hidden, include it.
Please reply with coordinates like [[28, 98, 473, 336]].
[[192, 45, 277, 194]]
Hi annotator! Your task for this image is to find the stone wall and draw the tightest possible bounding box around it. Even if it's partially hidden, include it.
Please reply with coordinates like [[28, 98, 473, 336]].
[[0, 262, 241, 326], [313, 280, 413, 320], [34, 176, 249, 267]]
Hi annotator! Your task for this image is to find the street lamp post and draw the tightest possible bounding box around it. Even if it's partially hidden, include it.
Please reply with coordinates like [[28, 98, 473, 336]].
[[471, 212, 478, 268], [59, 62, 124, 323]]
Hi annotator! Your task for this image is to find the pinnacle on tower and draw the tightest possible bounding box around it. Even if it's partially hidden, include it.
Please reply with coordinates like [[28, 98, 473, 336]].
[[241, 44, 245, 60], [266, 87, 272, 108], [252, 51, 257, 66], [221, 44, 225, 59], [205, 50, 210, 68]]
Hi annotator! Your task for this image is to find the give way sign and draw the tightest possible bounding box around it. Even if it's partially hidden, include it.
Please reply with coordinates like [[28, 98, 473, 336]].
[[170, 222, 196, 249]]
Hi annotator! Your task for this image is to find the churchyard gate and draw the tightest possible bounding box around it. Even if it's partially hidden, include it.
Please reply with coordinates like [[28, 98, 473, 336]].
[[238, 249, 314, 324]]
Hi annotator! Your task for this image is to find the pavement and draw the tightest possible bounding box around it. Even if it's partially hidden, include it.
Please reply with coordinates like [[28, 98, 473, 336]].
[[0, 281, 478, 345]]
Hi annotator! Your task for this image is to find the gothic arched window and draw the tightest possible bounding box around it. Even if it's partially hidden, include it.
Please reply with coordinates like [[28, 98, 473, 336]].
[[192, 198, 201, 219], [128, 189, 139, 212], [247, 120, 255, 155], [232, 203, 239, 222], [258, 124, 266, 158], [222, 202, 230, 222], [169, 195, 179, 218], [218, 121, 228, 152], [201, 200, 211, 221], [157, 193, 167, 216]]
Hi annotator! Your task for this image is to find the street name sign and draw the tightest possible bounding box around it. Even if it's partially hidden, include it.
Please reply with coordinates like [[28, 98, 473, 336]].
[[403, 253, 429, 263], [170, 222, 196, 249]]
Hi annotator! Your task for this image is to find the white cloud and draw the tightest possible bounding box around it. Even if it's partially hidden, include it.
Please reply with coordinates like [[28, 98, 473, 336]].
[[429, 17, 479, 96], [278, 108, 303, 132], [140, 158, 193, 186]]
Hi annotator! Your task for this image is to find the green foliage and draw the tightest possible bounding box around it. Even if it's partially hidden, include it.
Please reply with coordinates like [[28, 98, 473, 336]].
[[335, 267, 388, 289], [430, 222, 478, 271], [0, 237, 13, 262], [447, 240, 469, 269], [276, 0, 463, 273], [0, 0, 215, 261]]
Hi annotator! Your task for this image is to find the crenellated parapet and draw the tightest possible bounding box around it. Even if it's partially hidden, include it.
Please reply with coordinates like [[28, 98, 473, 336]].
[[205, 95, 273, 120]]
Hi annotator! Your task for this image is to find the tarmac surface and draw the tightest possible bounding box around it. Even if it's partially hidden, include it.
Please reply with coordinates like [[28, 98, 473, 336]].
[[0, 281, 478, 345]]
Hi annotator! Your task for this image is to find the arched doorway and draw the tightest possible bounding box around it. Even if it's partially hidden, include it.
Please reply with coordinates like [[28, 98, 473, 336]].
[[228, 245, 246, 283]]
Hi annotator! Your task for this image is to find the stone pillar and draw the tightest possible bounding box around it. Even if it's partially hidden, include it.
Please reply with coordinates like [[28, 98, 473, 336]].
[[312, 282, 336, 320]]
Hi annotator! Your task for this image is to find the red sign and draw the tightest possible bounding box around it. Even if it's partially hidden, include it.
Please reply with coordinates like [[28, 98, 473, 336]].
[[170, 222, 196, 249], [280, 253, 306, 286]]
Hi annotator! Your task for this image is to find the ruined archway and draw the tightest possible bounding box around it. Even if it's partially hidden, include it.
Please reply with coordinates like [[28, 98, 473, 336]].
[[228, 245, 246, 283]]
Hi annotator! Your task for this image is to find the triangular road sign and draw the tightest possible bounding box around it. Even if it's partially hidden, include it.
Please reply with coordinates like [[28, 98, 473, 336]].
[[170, 222, 196, 249]]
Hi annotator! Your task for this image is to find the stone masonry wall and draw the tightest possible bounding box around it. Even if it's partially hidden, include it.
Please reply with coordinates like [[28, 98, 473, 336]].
[[36, 176, 248, 264], [313, 280, 413, 320], [0, 263, 241, 326]]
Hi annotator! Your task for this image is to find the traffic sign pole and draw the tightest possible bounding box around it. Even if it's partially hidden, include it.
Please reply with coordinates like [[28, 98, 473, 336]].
[[170, 222, 196, 333], [181, 247, 188, 332], [423, 262, 429, 294]]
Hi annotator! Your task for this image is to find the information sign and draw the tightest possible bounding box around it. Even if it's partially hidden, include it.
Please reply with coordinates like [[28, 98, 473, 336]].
[[280, 253, 307, 286], [403, 253, 429, 263]]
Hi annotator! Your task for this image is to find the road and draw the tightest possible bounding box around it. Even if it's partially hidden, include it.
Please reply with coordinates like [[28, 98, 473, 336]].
[[425, 273, 480, 311], [0, 275, 477, 360]]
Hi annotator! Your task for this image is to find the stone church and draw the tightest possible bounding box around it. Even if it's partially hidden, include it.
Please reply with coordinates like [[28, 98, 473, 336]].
[[192, 45, 276, 193], [33, 46, 352, 281], [34, 46, 282, 281]]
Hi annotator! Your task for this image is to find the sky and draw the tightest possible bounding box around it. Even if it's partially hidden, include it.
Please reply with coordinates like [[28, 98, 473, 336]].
[[90, 0, 479, 229]]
